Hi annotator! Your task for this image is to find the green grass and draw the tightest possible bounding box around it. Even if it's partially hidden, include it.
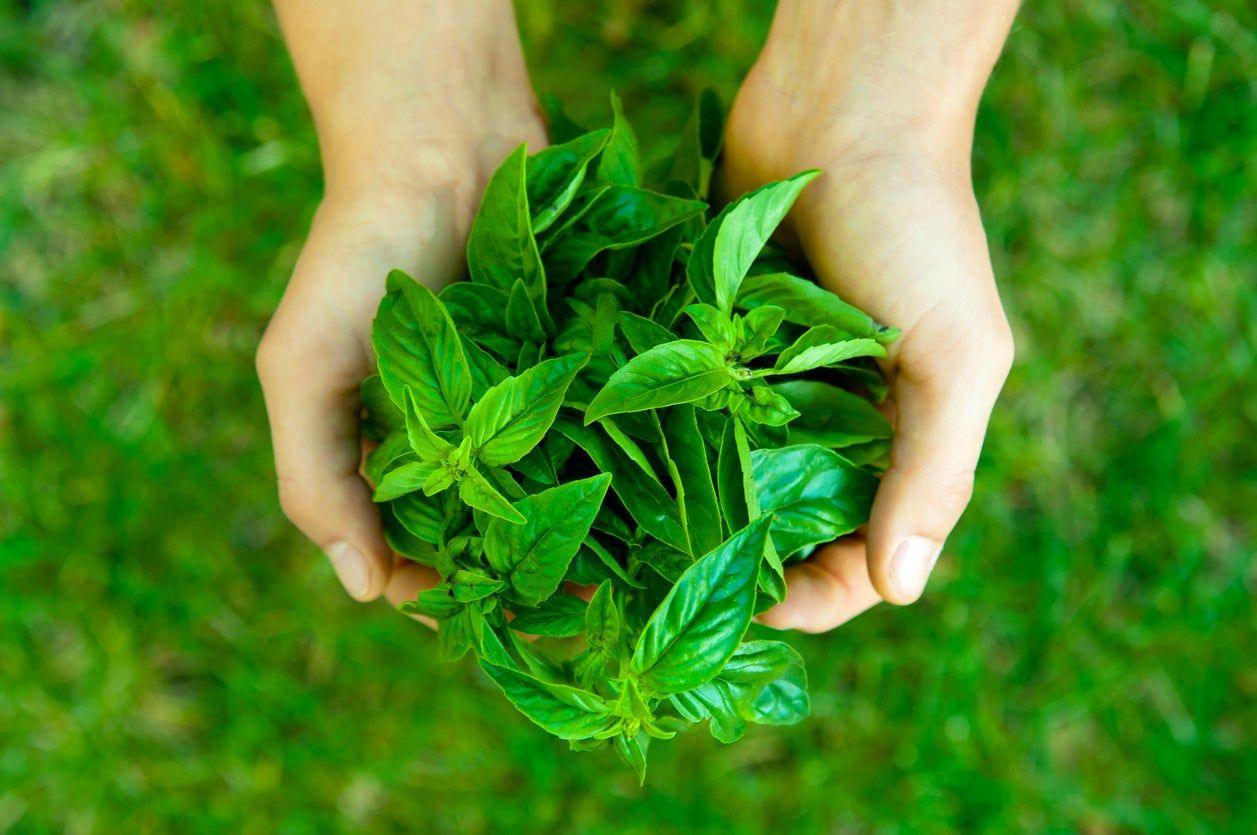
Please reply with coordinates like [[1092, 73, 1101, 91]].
[[2, 1, 1254, 832]]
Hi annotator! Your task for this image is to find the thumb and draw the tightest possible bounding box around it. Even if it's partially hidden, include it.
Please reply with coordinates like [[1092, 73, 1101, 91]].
[[866, 323, 1013, 604], [256, 314, 392, 601]]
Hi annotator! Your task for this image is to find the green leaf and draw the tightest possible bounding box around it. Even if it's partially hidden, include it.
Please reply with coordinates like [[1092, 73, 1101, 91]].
[[373, 271, 471, 427], [584, 340, 731, 424], [668, 88, 724, 198], [662, 405, 722, 556], [751, 445, 880, 556], [438, 607, 475, 661], [381, 504, 438, 565], [775, 380, 892, 448], [617, 311, 674, 355], [509, 594, 588, 637], [669, 640, 808, 742], [458, 466, 525, 525], [716, 418, 749, 535], [598, 417, 662, 486], [614, 729, 650, 785], [735, 305, 786, 359], [527, 129, 610, 234], [466, 144, 545, 292], [630, 517, 771, 694], [712, 171, 819, 314], [467, 353, 587, 467], [506, 278, 548, 344], [441, 282, 509, 336], [460, 333, 510, 400], [683, 303, 735, 349], [769, 327, 885, 375], [403, 387, 456, 461], [482, 474, 612, 606], [451, 568, 507, 603], [545, 185, 706, 280], [373, 459, 440, 502], [480, 662, 619, 740], [364, 429, 411, 486], [390, 490, 444, 544], [597, 91, 641, 186], [733, 384, 800, 427], [555, 419, 689, 554], [399, 585, 461, 620], [738, 272, 896, 342]]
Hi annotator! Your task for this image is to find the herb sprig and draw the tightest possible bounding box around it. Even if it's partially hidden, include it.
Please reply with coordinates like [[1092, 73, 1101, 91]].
[[362, 92, 897, 783]]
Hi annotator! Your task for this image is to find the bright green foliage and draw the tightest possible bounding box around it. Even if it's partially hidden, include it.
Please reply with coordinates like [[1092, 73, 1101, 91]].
[[364, 95, 897, 779]]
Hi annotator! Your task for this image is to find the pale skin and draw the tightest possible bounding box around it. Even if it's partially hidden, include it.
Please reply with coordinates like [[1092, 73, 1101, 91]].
[[256, 0, 1018, 633]]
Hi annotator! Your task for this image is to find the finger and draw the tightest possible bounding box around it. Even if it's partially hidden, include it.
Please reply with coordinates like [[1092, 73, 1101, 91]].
[[257, 312, 392, 602], [384, 555, 442, 629], [756, 539, 882, 633], [866, 320, 1013, 604]]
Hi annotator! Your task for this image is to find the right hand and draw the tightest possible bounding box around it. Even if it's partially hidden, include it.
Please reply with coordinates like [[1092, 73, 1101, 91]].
[[257, 1, 546, 606]]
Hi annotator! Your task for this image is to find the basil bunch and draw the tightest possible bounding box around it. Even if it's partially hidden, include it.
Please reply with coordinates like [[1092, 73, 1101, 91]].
[[360, 93, 898, 782]]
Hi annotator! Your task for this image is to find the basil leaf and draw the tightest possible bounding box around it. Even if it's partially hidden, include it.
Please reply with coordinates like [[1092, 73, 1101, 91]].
[[458, 465, 525, 525], [733, 384, 800, 427], [769, 327, 885, 375], [751, 444, 880, 556], [364, 429, 411, 486], [506, 278, 547, 343], [668, 88, 724, 199], [373, 271, 471, 427], [403, 386, 456, 461], [451, 568, 507, 603], [554, 418, 690, 554], [738, 272, 896, 343], [584, 340, 731, 424], [460, 333, 510, 400], [716, 418, 749, 535], [373, 459, 440, 502], [467, 353, 587, 467], [662, 405, 722, 556], [361, 374, 402, 441], [480, 661, 619, 740], [774, 380, 892, 448], [635, 541, 692, 584], [466, 144, 545, 292], [441, 282, 510, 336], [482, 474, 611, 606], [598, 417, 663, 486], [381, 503, 438, 565], [438, 607, 475, 661], [509, 594, 588, 637], [597, 91, 641, 186], [683, 303, 735, 349], [713, 171, 819, 314], [527, 129, 610, 234], [630, 516, 771, 694], [735, 305, 786, 359], [545, 185, 706, 281], [618, 311, 674, 355], [399, 585, 461, 620], [669, 640, 808, 742], [390, 489, 444, 544], [614, 729, 650, 786]]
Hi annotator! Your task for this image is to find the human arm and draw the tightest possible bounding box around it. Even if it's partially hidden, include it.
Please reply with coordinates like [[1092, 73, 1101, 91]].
[[722, 0, 1019, 630]]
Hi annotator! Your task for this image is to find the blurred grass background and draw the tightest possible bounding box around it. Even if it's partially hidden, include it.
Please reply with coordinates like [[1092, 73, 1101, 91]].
[[2, 1, 1254, 832]]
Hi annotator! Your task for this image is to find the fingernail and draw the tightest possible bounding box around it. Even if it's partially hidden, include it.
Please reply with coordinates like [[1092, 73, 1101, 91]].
[[890, 536, 942, 600], [325, 541, 371, 600]]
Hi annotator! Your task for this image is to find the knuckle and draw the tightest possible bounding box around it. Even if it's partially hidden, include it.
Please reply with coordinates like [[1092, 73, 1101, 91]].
[[254, 323, 288, 384], [940, 470, 977, 509]]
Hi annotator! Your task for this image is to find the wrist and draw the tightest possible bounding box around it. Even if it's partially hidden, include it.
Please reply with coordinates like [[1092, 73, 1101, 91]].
[[746, 0, 1017, 161]]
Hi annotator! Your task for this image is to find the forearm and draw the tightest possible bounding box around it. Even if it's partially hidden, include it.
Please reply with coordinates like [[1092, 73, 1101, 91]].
[[751, 0, 1019, 157], [272, 0, 538, 195]]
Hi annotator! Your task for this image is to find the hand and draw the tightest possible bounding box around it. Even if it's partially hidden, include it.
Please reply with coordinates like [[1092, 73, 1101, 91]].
[[723, 0, 1018, 632], [256, 0, 545, 603]]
